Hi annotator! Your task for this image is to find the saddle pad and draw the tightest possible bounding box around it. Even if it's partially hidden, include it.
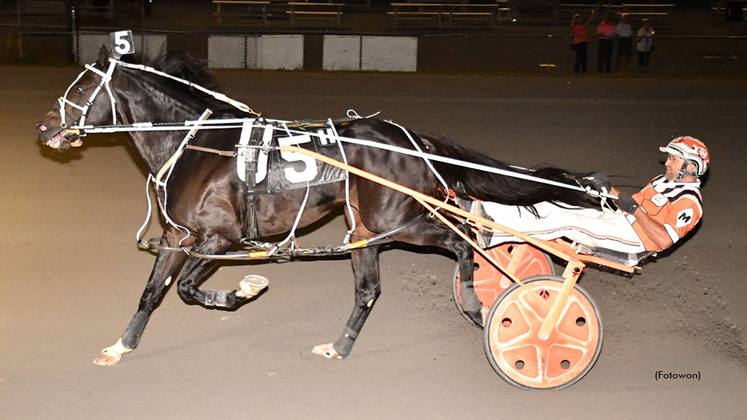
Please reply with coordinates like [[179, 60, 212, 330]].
[[238, 120, 347, 193]]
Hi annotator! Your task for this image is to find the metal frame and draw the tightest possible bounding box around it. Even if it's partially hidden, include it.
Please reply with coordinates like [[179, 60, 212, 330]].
[[279, 145, 638, 344]]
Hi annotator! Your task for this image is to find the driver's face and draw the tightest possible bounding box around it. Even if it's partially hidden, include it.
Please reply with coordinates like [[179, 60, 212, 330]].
[[664, 154, 685, 181]]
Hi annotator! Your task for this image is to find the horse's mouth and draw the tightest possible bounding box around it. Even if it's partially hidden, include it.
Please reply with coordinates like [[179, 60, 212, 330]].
[[44, 130, 83, 151]]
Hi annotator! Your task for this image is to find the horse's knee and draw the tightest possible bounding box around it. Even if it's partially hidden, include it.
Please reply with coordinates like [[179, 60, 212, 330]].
[[177, 281, 197, 302], [356, 288, 380, 307]]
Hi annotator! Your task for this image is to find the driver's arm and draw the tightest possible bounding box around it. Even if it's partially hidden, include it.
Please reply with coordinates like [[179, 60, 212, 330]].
[[626, 207, 673, 249], [610, 187, 673, 250]]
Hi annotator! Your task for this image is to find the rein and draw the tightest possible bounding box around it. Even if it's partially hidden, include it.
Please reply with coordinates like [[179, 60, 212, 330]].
[[76, 116, 619, 201], [111, 59, 259, 116], [63, 57, 259, 136]]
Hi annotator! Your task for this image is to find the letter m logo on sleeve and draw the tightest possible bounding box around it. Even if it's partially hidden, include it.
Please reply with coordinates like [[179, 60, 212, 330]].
[[676, 208, 694, 228]]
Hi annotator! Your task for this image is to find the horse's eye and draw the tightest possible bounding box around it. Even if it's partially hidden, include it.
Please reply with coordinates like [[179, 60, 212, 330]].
[[75, 87, 86, 95]]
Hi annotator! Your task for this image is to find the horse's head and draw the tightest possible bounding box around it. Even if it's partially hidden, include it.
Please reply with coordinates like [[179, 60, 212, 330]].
[[36, 45, 117, 152]]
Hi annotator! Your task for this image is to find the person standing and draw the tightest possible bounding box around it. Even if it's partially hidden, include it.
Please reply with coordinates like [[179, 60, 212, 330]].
[[572, 11, 595, 74], [636, 18, 655, 71], [615, 13, 633, 72], [597, 13, 616, 73]]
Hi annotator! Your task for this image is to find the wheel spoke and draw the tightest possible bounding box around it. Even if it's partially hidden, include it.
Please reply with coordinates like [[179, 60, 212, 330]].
[[485, 277, 603, 390], [554, 328, 590, 349]]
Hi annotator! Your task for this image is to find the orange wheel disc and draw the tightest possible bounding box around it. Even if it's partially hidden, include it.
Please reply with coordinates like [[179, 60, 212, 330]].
[[483, 275, 603, 390], [453, 244, 554, 326]]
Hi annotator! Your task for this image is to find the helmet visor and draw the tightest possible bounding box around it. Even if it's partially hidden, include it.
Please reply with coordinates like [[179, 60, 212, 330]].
[[659, 146, 684, 156]]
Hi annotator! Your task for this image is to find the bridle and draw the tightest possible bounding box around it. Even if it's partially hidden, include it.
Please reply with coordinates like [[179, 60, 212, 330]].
[[58, 59, 118, 131], [57, 57, 260, 136]]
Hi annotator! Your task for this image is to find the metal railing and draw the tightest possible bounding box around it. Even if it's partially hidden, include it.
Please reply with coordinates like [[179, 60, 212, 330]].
[[1, 26, 745, 76]]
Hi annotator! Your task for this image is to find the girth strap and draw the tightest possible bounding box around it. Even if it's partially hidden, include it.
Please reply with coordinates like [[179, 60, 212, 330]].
[[242, 122, 266, 240]]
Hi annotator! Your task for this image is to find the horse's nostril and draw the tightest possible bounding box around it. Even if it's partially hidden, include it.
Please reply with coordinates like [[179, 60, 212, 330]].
[[37, 124, 48, 133]]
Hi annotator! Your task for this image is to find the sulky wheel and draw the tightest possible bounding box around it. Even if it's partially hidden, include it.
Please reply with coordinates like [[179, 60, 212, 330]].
[[453, 244, 554, 327], [483, 275, 602, 390]]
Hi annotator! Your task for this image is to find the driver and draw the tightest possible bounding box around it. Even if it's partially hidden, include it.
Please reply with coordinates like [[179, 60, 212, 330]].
[[469, 136, 709, 263]]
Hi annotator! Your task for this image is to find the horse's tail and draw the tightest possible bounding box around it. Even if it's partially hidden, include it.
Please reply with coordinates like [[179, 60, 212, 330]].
[[420, 134, 598, 209]]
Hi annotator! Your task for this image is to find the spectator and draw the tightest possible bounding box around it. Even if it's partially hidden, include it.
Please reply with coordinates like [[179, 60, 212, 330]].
[[572, 11, 595, 74], [725, 0, 744, 55], [636, 19, 655, 71], [615, 13, 633, 72], [597, 13, 616, 73]]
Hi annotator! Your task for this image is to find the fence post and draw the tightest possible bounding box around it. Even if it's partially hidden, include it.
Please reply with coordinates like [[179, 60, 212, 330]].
[[359, 35, 363, 70], [72, 7, 78, 64], [66, 1, 73, 63]]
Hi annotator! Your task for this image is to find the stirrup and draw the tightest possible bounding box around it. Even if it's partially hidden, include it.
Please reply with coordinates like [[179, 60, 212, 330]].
[[574, 244, 654, 267]]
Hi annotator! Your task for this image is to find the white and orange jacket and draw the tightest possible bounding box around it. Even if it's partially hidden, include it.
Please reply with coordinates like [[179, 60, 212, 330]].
[[629, 175, 703, 251]]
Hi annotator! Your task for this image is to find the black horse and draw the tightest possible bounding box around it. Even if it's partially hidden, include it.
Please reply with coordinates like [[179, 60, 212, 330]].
[[36, 46, 596, 366]]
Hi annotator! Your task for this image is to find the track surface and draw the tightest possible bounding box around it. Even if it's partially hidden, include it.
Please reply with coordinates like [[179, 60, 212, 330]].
[[1, 67, 746, 419]]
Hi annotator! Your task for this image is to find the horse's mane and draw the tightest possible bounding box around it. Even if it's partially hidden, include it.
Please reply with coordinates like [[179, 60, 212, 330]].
[[147, 52, 218, 91], [119, 52, 236, 113]]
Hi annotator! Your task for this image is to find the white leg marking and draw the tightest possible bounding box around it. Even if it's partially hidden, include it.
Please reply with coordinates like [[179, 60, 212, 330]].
[[366, 299, 374, 308], [164, 276, 172, 286], [312, 343, 342, 359], [236, 275, 269, 298], [93, 338, 132, 367]]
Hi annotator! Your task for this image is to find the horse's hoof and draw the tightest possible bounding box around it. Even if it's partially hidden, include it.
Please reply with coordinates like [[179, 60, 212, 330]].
[[93, 339, 131, 367], [236, 275, 269, 298], [466, 309, 484, 328], [312, 343, 342, 359], [94, 350, 121, 367]]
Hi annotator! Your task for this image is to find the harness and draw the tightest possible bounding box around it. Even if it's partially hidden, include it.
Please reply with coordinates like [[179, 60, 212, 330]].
[[59, 57, 258, 135], [237, 119, 268, 239], [238, 119, 351, 238], [58, 57, 619, 261]]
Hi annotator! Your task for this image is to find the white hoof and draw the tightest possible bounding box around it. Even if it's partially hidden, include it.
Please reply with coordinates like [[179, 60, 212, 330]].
[[93, 339, 131, 367], [236, 275, 269, 298], [312, 343, 342, 359]]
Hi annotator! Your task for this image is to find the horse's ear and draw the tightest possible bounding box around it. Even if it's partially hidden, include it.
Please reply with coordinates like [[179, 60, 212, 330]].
[[97, 45, 111, 67]]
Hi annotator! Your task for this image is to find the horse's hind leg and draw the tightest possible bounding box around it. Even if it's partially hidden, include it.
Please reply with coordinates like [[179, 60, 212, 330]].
[[393, 220, 484, 326], [94, 229, 191, 367], [312, 218, 480, 359], [313, 246, 381, 359]]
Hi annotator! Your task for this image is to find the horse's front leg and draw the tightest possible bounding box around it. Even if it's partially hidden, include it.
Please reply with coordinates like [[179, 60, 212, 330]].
[[175, 236, 263, 310], [94, 229, 192, 367], [313, 246, 381, 359]]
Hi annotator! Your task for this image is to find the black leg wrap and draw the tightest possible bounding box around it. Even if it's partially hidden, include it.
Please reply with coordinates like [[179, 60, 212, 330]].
[[459, 280, 482, 313], [204, 290, 230, 308], [121, 311, 149, 349], [333, 327, 358, 357]]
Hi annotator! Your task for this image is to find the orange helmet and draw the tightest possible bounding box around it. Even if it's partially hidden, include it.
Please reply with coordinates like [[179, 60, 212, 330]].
[[659, 136, 710, 176]]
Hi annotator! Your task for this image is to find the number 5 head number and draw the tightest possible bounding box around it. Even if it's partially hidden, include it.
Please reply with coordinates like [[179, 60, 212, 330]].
[[109, 30, 135, 59]]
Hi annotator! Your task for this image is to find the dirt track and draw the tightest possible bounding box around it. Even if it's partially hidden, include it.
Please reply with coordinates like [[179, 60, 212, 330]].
[[1, 66, 747, 419]]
